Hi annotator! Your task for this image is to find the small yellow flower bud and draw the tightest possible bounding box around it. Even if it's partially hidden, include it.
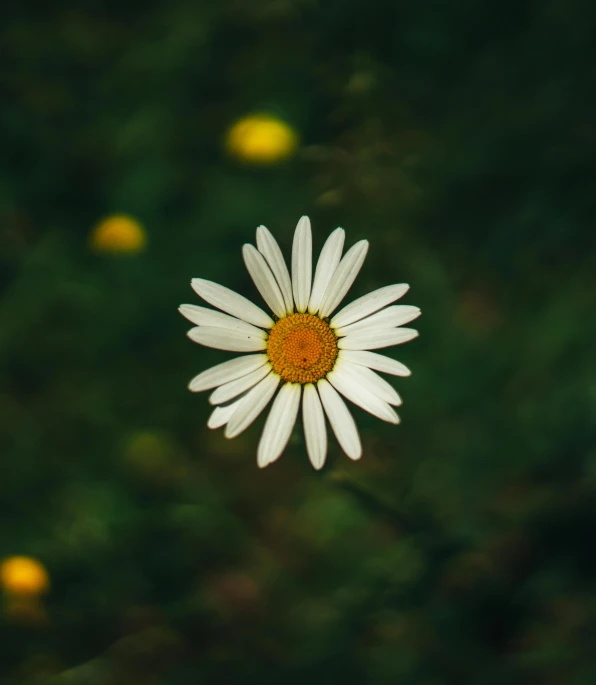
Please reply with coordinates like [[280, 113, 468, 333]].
[[226, 114, 298, 164], [0, 556, 50, 596], [89, 214, 146, 253]]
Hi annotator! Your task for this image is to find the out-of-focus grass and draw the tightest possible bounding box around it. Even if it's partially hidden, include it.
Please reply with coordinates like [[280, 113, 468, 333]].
[[1, 0, 596, 683]]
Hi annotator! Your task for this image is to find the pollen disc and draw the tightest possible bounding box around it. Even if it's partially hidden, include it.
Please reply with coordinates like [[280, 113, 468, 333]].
[[267, 313, 338, 384]]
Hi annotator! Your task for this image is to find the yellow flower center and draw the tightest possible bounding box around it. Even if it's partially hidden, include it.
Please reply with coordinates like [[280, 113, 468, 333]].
[[267, 313, 338, 384]]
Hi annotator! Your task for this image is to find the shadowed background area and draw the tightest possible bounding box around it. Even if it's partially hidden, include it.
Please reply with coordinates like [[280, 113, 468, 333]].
[[2, 0, 596, 683]]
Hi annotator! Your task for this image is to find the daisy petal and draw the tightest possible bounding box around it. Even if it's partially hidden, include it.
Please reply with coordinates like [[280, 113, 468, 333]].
[[308, 228, 345, 314], [335, 358, 402, 406], [327, 366, 400, 424], [331, 283, 410, 328], [191, 278, 274, 329], [242, 244, 287, 319], [179, 305, 267, 338], [257, 383, 301, 468], [338, 350, 412, 377], [209, 364, 272, 405], [318, 240, 369, 318], [188, 326, 267, 352], [338, 328, 419, 351], [188, 354, 268, 392], [302, 383, 327, 470], [335, 305, 421, 336], [291, 216, 312, 312], [317, 379, 362, 460], [225, 373, 280, 439], [207, 400, 242, 429], [256, 225, 293, 313]]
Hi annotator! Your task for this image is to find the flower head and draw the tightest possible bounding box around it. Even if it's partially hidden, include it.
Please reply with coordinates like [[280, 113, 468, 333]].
[[0, 556, 50, 596], [89, 214, 146, 253], [180, 217, 420, 469], [226, 114, 298, 164]]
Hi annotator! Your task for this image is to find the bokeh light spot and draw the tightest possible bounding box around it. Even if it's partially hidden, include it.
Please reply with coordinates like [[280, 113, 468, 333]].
[[226, 114, 298, 164], [89, 214, 146, 253], [0, 556, 50, 596]]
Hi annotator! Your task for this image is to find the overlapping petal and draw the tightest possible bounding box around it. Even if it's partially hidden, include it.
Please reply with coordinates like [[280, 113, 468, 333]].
[[335, 304, 420, 337], [242, 244, 287, 318], [318, 240, 369, 318], [327, 365, 400, 424], [179, 304, 267, 338], [308, 228, 344, 314], [338, 327, 419, 351], [225, 373, 280, 439], [331, 283, 410, 328], [337, 350, 411, 377], [188, 354, 268, 392], [257, 383, 301, 468], [191, 278, 274, 329], [317, 379, 362, 460], [335, 358, 402, 406], [207, 400, 242, 429], [209, 364, 272, 405], [256, 225, 294, 314]]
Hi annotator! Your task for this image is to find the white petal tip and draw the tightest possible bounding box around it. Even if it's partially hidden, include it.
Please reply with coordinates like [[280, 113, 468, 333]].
[[241, 244, 256, 263], [295, 216, 312, 236], [190, 278, 206, 297], [257, 452, 278, 468]]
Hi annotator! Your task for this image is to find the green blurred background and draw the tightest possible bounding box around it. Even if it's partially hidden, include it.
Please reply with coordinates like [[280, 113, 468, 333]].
[[2, 0, 596, 683]]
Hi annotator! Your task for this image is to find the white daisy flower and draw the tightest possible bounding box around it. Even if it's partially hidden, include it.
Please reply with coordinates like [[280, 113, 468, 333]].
[[180, 216, 420, 470]]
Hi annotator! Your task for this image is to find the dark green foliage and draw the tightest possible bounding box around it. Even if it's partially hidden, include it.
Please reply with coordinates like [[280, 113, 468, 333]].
[[1, 0, 596, 683]]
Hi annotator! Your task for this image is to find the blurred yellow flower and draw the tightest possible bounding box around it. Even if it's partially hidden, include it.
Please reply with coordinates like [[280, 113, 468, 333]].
[[0, 556, 50, 596], [89, 214, 146, 253], [226, 114, 299, 164]]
